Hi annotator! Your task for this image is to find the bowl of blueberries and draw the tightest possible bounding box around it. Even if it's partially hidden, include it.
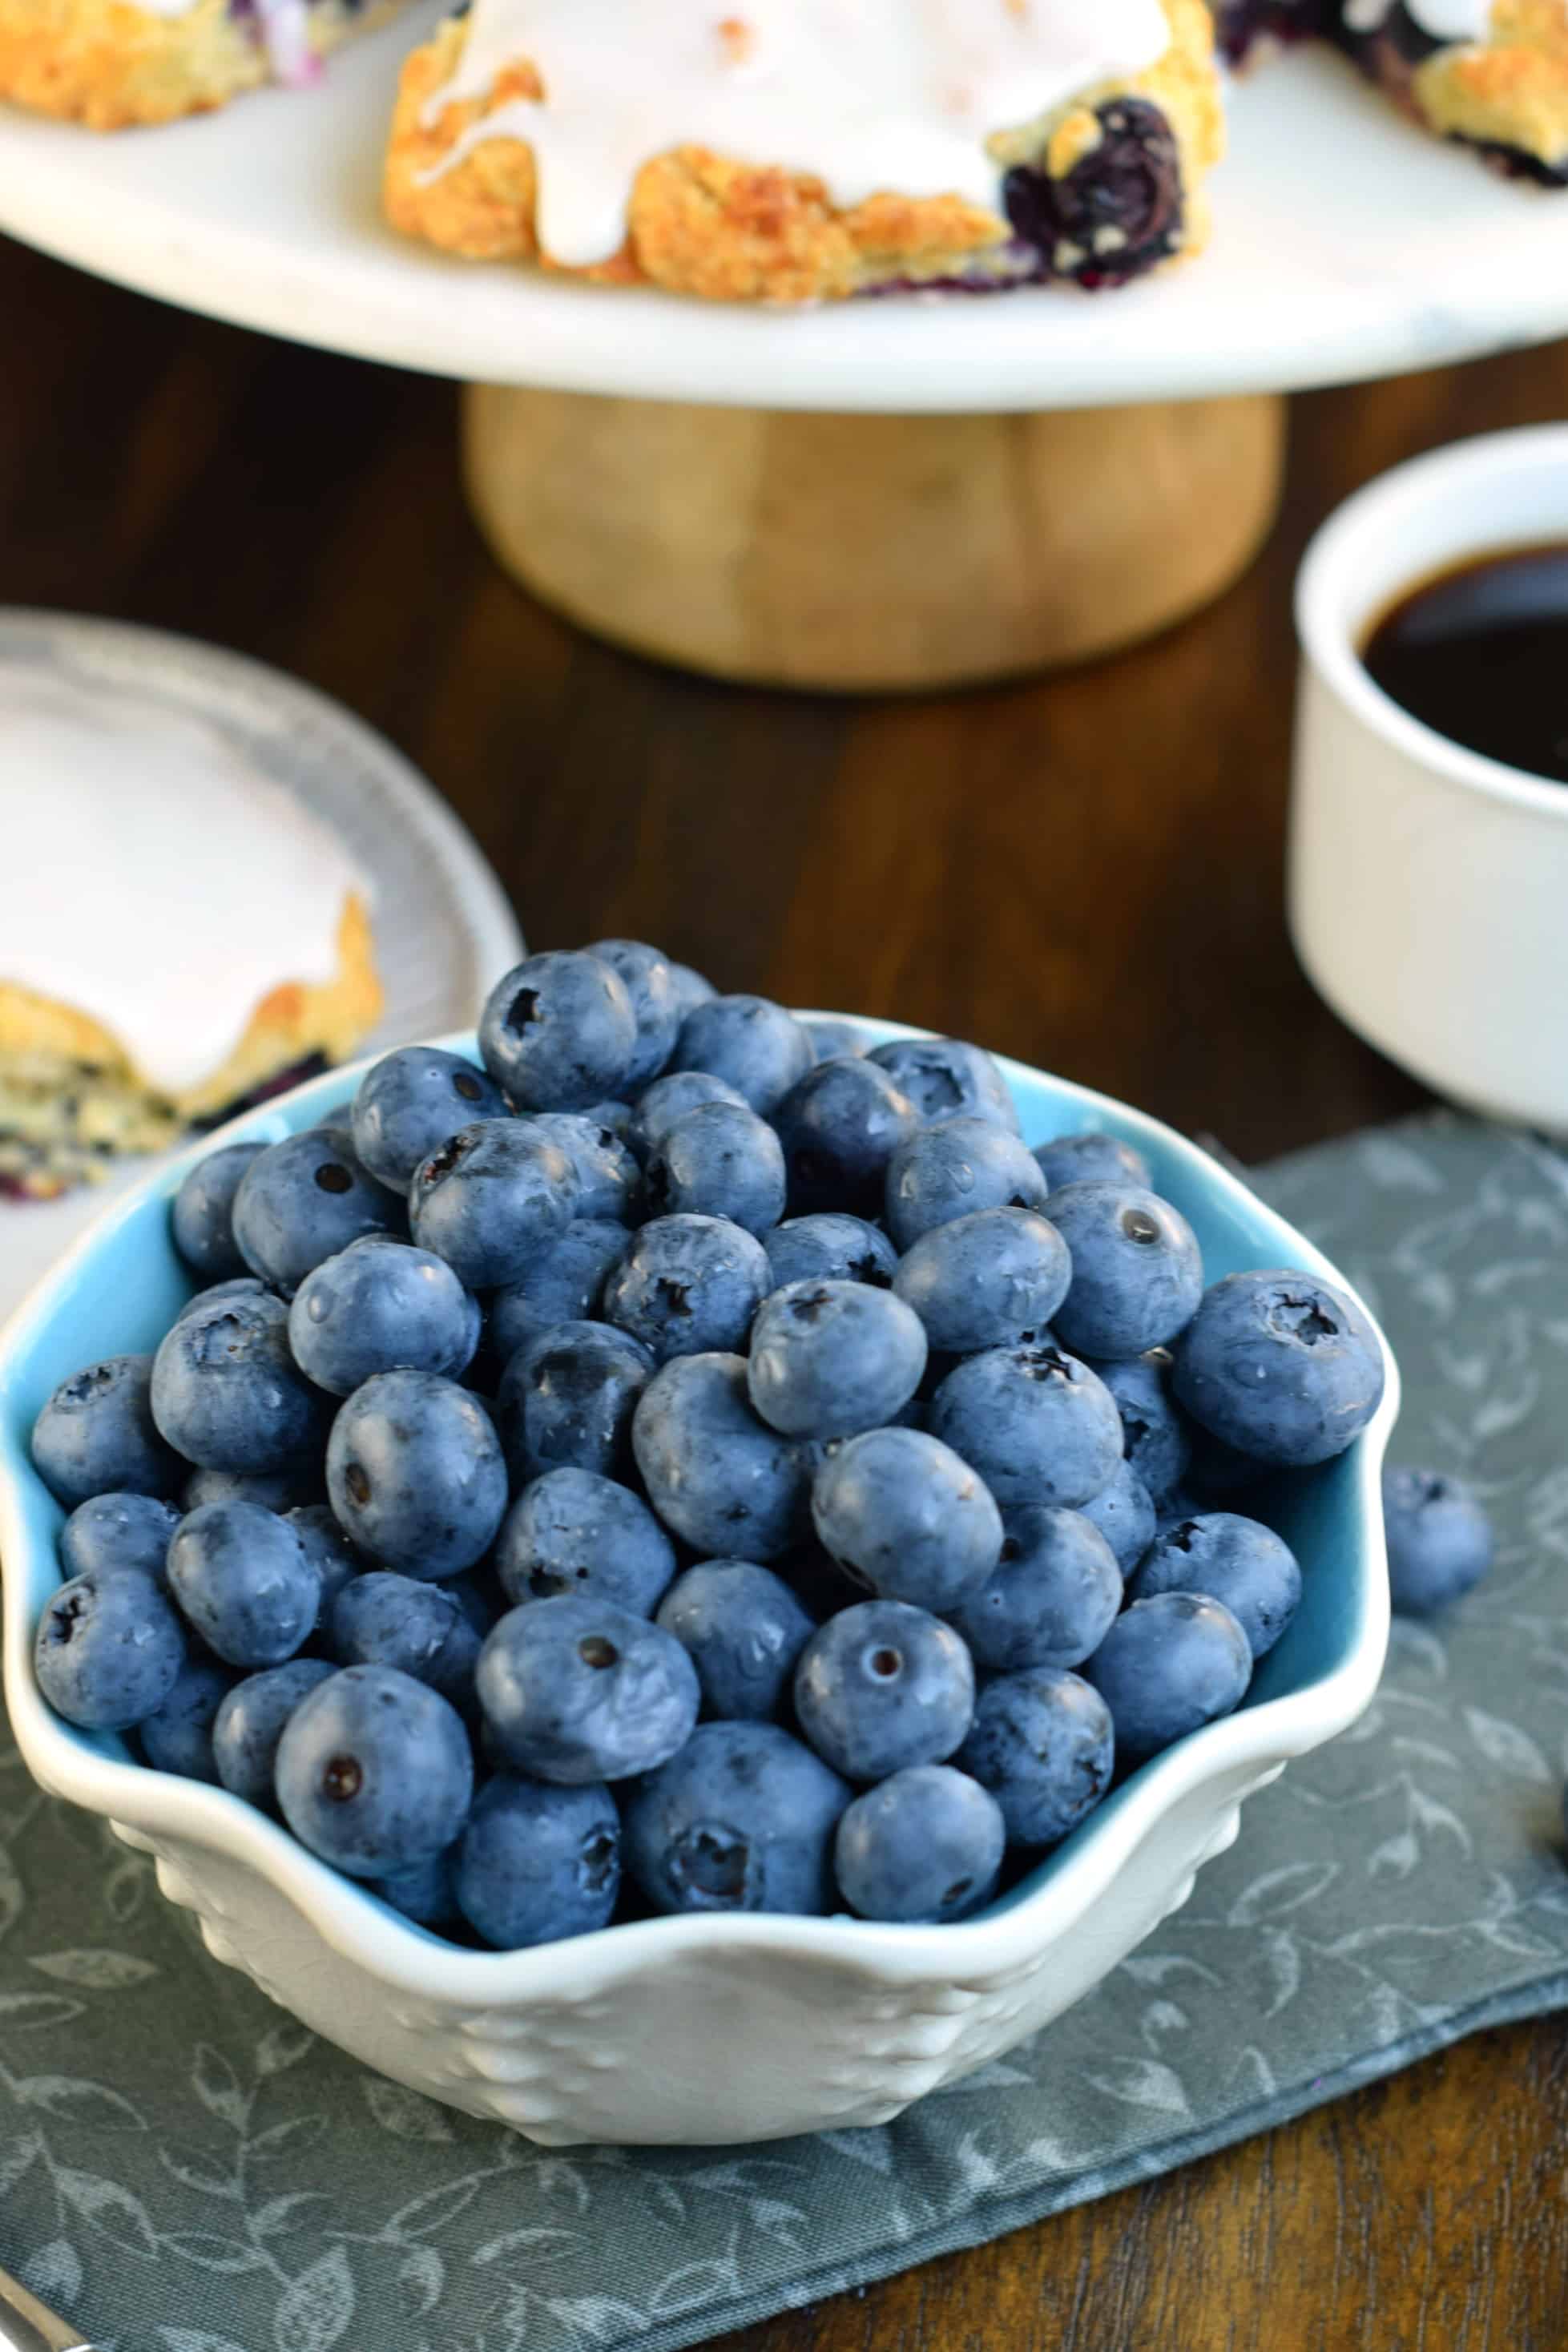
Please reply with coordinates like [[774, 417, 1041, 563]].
[[0, 946, 1397, 2147]]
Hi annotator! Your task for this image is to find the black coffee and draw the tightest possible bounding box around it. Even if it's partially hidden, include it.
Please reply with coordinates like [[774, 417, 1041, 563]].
[[1361, 542, 1568, 784]]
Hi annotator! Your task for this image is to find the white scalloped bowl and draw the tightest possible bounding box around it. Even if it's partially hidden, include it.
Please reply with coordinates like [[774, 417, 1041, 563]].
[[0, 1022, 1396, 2147]]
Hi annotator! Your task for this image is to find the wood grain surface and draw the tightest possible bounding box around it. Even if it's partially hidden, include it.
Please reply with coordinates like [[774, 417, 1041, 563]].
[[4, 227, 1568, 2349]]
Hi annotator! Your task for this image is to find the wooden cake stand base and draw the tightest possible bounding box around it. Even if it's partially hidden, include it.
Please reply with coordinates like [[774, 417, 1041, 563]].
[[462, 385, 1285, 692]]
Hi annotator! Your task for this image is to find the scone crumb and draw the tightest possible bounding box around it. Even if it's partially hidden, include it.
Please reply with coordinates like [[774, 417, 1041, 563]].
[[1046, 106, 1106, 179]]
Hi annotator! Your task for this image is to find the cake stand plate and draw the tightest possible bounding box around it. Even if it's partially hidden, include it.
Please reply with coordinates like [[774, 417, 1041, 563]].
[[4, 32, 1567, 682]]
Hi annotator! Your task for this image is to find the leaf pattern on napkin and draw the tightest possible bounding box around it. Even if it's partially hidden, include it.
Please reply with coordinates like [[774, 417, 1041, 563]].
[[1, 1110, 1567, 2352]]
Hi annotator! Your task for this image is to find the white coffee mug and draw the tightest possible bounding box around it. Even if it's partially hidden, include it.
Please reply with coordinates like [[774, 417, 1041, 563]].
[[1291, 425, 1568, 1132]]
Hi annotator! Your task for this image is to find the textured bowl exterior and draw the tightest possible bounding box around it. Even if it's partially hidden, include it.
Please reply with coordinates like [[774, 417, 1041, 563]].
[[0, 1023, 1396, 2147]]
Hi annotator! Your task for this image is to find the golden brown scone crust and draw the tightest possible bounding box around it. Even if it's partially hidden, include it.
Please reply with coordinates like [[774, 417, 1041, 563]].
[[385, 0, 1223, 303], [0, 891, 382, 1119], [1413, 0, 1568, 167], [0, 0, 404, 130]]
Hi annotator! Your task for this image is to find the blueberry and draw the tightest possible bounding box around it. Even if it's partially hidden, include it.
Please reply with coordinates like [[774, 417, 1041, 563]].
[[331, 1571, 482, 1709], [183, 1464, 320, 1515], [666, 961, 718, 1022], [643, 1100, 786, 1237], [1171, 1271, 1387, 1467], [232, 1128, 401, 1294], [1093, 1354, 1192, 1507], [138, 1655, 236, 1782], [632, 1353, 816, 1560], [489, 1220, 629, 1363], [1131, 1512, 1301, 1660], [408, 1120, 578, 1289], [34, 1567, 186, 1731], [748, 1281, 927, 1440], [32, 1355, 178, 1507], [655, 1560, 816, 1721], [350, 1046, 507, 1192], [587, 939, 683, 1090], [584, 1099, 633, 1144], [478, 951, 639, 1111], [1084, 1592, 1253, 1758], [373, 1845, 461, 1927], [514, 1113, 642, 1224], [794, 1600, 974, 1783], [174, 1277, 272, 1324], [1004, 95, 1184, 291], [477, 1595, 699, 1782], [957, 1668, 1115, 1846], [275, 1665, 474, 1878], [627, 1070, 750, 1162], [893, 1207, 1070, 1354], [1031, 1132, 1152, 1193], [803, 1019, 867, 1061], [495, 1319, 654, 1484], [950, 1506, 1123, 1672], [495, 1467, 676, 1616], [457, 1776, 620, 1950], [171, 1143, 267, 1279], [835, 1765, 1006, 1923], [671, 994, 815, 1117], [326, 1371, 507, 1579], [151, 1296, 327, 1474], [1045, 1182, 1203, 1359], [1078, 1458, 1158, 1574], [772, 1058, 918, 1217], [603, 1214, 771, 1364], [288, 1238, 478, 1398], [929, 1343, 1123, 1511], [811, 1426, 1002, 1612], [867, 1037, 1021, 1135], [1382, 1468, 1495, 1616], [764, 1214, 897, 1293], [885, 1116, 1048, 1253], [58, 1493, 179, 1586], [624, 1722, 848, 1915], [443, 1566, 503, 1639], [167, 1501, 323, 1668], [212, 1658, 336, 1807]]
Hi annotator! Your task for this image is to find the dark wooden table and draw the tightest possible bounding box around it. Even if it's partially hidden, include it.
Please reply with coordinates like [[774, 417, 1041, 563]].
[[6, 228, 1568, 2350]]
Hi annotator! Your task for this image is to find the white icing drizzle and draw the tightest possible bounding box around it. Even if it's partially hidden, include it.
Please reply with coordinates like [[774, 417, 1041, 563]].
[[1342, 0, 1492, 40], [420, 0, 1174, 268], [0, 672, 368, 1099]]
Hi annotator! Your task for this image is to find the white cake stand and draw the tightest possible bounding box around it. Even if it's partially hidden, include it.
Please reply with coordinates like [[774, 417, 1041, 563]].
[[6, 22, 1568, 686]]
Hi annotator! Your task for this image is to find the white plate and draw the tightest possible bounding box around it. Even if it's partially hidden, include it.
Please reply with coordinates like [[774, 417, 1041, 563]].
[[0, 610, 522, 1320], [2, 33, 1568, 409]]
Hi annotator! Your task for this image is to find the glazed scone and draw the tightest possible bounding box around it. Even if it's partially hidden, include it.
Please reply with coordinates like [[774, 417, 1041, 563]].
[[385, 0, 1226, 303], [0, 0, 409, 131], [1217, 2, 1568, 182], [0, 672, 382, 1200]]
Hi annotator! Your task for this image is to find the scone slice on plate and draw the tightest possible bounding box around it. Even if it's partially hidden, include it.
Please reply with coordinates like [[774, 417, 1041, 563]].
[[385, 0, 1226, 303], [0, 896, 381, 1201], [1216, 2, 1568, 184], [0, 0, 410, 130]]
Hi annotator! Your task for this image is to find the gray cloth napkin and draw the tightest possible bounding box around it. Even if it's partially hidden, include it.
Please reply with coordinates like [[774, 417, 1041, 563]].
[[3, 1110, 1567, 2352]]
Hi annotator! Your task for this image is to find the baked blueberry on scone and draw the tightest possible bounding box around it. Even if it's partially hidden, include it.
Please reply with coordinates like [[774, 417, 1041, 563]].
[[0, 673, 382, 1200], [1219, 2, 1568, 184], [0, 0, 409, 130], [385, 0, 1227, 302]]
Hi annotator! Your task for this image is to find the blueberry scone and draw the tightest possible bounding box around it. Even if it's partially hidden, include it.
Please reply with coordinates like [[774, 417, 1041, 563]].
[[1, 672, 382, 1200], [385, 0, 1226, 303], [0, 0, 409, 130], [1219, 2, 1568, 184]]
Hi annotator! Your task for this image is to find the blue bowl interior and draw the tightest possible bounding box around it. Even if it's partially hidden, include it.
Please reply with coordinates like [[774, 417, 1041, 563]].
[[0, 1031, 1386, 1935]]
